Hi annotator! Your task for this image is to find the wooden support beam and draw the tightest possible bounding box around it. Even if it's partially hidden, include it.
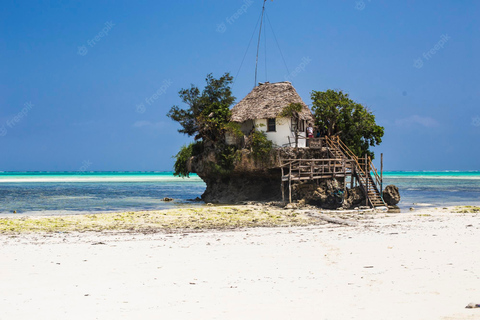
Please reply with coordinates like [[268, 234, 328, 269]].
[[380, 153, 384, 196], [289, 163, 292, 203], [351, 166, 355, 188], [365, 154, 369, 207]]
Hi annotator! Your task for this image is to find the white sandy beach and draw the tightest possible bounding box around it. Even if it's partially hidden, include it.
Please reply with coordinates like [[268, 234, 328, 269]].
[[1, 208, 480, 320]]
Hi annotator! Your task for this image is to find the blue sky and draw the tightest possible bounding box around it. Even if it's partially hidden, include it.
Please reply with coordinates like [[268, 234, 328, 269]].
[[1, 0, 479, 171]]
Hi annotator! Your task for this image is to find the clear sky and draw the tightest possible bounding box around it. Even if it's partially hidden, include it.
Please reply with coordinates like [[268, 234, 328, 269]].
[[1, 0, 479, 171]]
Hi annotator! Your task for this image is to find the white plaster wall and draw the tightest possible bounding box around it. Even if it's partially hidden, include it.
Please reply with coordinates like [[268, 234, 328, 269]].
[[255, 117, 307, 148]]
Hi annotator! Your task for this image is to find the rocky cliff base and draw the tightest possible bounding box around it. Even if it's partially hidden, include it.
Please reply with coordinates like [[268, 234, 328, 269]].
[[189, 146, 400, 209], [201, 171, 282, 204]]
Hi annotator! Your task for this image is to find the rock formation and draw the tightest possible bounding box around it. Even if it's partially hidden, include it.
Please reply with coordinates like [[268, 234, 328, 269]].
[[187, 146, 372, 209], [382, 185, 401, 206]]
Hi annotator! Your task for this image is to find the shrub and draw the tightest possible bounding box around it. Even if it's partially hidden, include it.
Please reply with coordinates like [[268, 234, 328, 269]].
[[173, 144, 193, 178], [213, 144, 240, 176], [173, 141, 204, 178], [250, 130, 273, 161]]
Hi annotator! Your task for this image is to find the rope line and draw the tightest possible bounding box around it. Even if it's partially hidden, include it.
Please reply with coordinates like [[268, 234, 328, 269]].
[[232, 10, 263, 89], [265, 11, 291, 84], [254, 0, 267, 87], [264, 8, 268, 82]]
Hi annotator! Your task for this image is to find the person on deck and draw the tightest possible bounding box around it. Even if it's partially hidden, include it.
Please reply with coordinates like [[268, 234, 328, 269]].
[[307, 124, 314, 147], [307, 124, 314, 138]]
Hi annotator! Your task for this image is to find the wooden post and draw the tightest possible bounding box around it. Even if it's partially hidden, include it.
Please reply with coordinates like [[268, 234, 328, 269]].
[[310, 161, 313, 180], [332, 159, 336, 178], [281, 166, 285, 203], [365, 154, 369, 207], [380, 153, 384, 196], [289, 163, 292, 203], [351, 165, 355, 188]]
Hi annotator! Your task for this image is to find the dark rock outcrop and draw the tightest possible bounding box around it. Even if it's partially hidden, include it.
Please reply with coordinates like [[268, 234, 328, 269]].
[[188, 145, 395, 209], [383, 185, 401, 205], [201, 172, 281, 203], [344, 186, 367, 208], [188, 147, 330, 204]]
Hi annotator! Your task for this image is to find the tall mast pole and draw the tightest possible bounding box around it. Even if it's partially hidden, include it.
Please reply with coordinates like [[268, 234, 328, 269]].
[[255, 0, 267, 87]]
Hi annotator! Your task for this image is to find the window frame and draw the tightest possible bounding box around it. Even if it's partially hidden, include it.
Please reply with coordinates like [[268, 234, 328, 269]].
[[299, 120, 305, 132], [267, 118, 276, 132], [291, 119, 305, 133], [290, 118, 297, 132]]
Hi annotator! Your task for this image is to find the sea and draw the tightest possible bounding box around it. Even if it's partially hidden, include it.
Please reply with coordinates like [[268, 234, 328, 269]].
[[0, 171, 479, 216]]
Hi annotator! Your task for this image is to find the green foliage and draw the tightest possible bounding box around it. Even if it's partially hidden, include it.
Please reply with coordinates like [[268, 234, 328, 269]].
[[172, 141, 205, 178], [279, 102, 303, 118], [250, 130, 273, 161], [173, 143, 193, 178], [311, 89, 384, 159], [191, 140, 204, 156], [167, 73, 235, 143], [213, 144, 240, 175], [224, 122, 244, 139]]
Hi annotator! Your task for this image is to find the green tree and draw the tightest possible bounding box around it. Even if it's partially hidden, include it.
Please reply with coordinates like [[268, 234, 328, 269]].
[[167, 73, 235, 143], [280, 103, 303, 149], [310, 89, 384, 158]]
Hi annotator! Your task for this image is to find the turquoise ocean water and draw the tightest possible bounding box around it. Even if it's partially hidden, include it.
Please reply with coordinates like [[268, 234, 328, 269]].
[[0, 172, 206, 217], [0, 171, 479, 216], [382, 171, 480, 209]]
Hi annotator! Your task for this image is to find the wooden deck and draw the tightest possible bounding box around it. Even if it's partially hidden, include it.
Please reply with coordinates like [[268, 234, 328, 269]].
[[280, 136, 387, 208]]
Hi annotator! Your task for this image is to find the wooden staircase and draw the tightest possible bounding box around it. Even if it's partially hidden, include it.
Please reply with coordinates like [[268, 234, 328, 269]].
[[325, 136, 386, 208]]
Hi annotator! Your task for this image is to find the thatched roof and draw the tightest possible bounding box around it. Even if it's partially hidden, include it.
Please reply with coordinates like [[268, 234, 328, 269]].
[[231, 81, 314, 123]]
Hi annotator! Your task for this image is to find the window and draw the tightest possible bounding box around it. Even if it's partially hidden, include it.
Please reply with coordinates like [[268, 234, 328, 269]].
[[267, 118, 276, 132], [299, 120, 305, 132], [291, 119, 305, 132], [291, 118, 297, 132]]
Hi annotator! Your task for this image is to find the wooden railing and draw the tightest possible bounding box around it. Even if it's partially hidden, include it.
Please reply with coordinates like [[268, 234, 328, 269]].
[[367, 156, 382, 194], [286, 136, 326, 148], [280, 158, 352, 181]]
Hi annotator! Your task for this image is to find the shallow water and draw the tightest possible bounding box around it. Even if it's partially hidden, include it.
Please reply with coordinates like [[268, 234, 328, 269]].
[[0, 172, 206, 216], [0, 171, 479, 216], [383, 171, 480, 209]]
